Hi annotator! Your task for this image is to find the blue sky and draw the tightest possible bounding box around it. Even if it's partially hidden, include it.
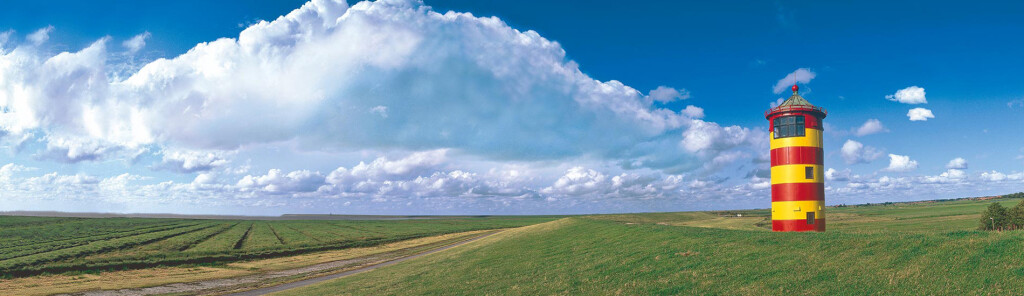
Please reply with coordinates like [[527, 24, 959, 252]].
[[0, 0, 1022, 215]]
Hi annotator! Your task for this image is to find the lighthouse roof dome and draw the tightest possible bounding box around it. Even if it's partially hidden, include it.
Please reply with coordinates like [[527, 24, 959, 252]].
[[779, 91, 816, 108], [764, 84, 827, 119]]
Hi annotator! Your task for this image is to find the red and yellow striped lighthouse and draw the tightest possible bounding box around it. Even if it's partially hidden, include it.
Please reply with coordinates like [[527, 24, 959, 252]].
[[765, 84, 827, 232]]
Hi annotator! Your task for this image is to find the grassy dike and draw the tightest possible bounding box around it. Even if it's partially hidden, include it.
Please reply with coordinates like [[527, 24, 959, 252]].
[[278, 198, 1024, 295]]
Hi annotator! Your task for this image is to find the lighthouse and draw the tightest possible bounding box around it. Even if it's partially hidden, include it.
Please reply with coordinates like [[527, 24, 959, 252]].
[[765, 84, 827, 232]]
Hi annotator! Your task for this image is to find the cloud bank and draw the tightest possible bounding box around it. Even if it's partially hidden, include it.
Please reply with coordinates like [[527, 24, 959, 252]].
[[0, 0, 773, 214], [0, 0, 738, 168]]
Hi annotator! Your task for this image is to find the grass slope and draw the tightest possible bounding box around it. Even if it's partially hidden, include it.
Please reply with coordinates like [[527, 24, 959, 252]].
[[280, 198, 1024, 295]]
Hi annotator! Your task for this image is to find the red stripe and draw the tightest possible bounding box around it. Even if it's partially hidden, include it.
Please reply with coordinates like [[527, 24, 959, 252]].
[[805, 115, 822, 130], [770, 147, 823, 166], [772, 219, 825, 232], [771, 183, 825, 202]]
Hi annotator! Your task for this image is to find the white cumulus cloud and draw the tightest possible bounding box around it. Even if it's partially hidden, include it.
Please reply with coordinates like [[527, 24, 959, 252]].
[[0, 163, 32, 182], [854, 119, 886, 136], [772, 68, 815, 94], [978, 171, 1024, 182], [884, 154, 918, 172], [237, 169, 326, 194], [155, 150, 231, 173], [825, 168, 851, 181], [681, 105, 704, 119], [946, 157, 967, 169], [840, 139, 883, 165], [680, 120, 756, 154], [27, 26, 54, 46], [647, 86, 690, 103], [193, 173, 216, 185], [324, 150, 460, 192], [541, 166, 677, 199], [907, 108, 935, 121], [919, 169, 966, 184], [36, 136, 120, 163], [542, 167, 608, 196], [886, 86, 927, 104], [122, 31, 151, 53]]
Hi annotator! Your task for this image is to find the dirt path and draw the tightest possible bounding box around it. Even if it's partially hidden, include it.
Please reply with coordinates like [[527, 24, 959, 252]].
[[58, 231, 498, 296], [224, 231, 496, 296]]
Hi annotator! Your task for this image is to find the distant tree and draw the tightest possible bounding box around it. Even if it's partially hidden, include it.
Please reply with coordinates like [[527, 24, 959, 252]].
[[980, 202, 1009, 230], [1009, 200, 1024, 230]]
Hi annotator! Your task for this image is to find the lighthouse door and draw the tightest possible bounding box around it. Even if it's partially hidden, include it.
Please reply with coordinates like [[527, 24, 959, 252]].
[[806, 212, 815, 224]]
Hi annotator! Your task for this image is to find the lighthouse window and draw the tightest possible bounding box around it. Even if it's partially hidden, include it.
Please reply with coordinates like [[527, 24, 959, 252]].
[[772, 116, 805, 139]]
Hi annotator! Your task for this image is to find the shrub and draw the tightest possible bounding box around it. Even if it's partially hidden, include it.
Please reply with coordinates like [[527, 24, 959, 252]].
[[980, 202, 1009, 230], [1008, 200, 1024, 230]]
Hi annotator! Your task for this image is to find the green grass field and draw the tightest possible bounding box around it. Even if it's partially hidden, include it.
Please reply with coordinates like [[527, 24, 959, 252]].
[[0, 216, 556, 277], [280, 197, 1024, 295]]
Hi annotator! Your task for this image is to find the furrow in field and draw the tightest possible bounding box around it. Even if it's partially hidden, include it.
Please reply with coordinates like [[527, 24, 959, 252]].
[[279, 224, 324, 244], [267, 224, 286, 245], [233, 224, 254, 249], [186, 222, 255, 252], [242, 223, 284, 250], [132, 223, 238, 252], [271, 224, 321, 245]]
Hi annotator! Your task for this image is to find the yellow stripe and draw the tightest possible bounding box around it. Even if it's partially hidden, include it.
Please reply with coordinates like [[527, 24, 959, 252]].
[[771, 164, 824, 184], [770, 128, 823, 150], [771, 200, 826, 220]]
